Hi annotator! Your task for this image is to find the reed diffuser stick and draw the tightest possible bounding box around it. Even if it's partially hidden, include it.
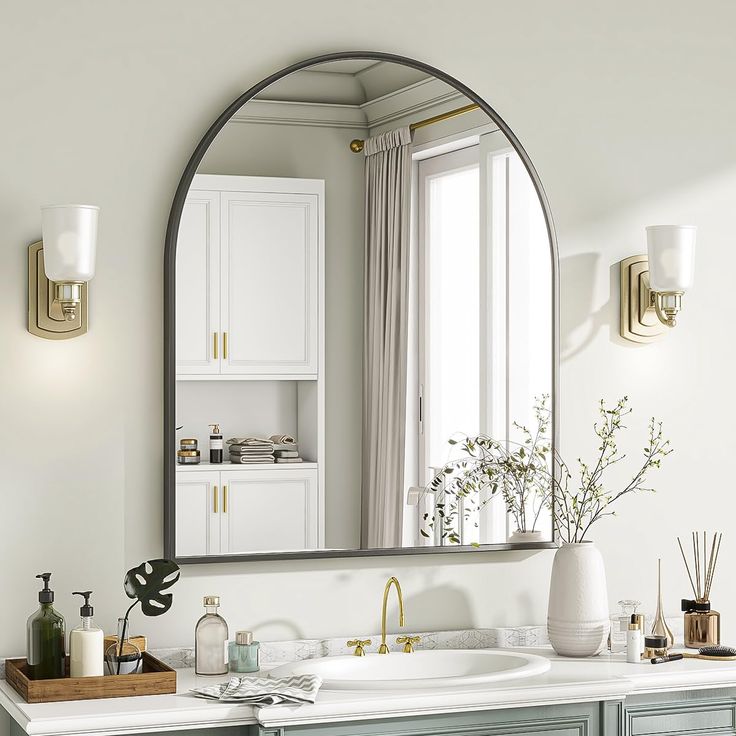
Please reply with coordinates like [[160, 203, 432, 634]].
[[677, 536, 697, 598], [704, 533, 718, 599], [679, 531, 723, 603], [705, 533, 723, 600], [693, 532, 701, 599]]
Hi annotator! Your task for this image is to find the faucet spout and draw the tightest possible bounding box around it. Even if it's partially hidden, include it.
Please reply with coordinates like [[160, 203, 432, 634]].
[[379, 577, 405, 654]]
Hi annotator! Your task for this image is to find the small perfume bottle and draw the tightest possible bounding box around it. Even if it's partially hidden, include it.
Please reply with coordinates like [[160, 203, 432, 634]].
[[609, 599, 641, 653], [195, 596, 228, 676], [228, 631, 260, 673]]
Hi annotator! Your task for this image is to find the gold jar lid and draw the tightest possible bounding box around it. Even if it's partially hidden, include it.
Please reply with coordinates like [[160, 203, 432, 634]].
[[177, 450, 200, 457], [180, 438, 198, 447]]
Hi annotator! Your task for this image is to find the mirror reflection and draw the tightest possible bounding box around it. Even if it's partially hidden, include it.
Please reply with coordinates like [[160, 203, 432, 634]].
[[172, 58, 555, 559]]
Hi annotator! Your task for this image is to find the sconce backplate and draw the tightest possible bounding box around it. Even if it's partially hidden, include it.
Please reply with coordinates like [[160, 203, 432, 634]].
[[28, 241, 88, 339], [619, 254, 665, 343]]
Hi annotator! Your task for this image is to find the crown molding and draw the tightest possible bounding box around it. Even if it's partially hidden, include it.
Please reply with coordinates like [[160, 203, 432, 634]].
[[360, 77, 465, 130], [230, 99, 368, 129], [227, 77, 467, 132]]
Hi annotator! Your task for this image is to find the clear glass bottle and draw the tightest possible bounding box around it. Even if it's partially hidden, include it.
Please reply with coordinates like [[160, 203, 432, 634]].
[[228, 631, 260, 673], [609, 599, 641, 653], [195, 596, 228, 675]]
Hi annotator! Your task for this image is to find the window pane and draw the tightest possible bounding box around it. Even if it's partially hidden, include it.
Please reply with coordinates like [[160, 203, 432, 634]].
[[427, 165, 480, 468]]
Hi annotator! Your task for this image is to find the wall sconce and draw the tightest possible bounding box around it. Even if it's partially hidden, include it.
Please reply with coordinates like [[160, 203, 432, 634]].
[[619, 225, 696, 343], [28, 204, 99, 339]]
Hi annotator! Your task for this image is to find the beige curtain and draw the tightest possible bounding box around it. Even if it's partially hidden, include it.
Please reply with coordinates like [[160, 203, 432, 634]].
[[361, 127, 412, 549]]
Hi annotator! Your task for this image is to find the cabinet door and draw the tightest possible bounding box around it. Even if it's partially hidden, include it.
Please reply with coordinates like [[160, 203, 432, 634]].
[[175, 471, 221, 556], [176, 190, 220, 375], [221, 469, 319, 553], [220, 190, 319, 376]]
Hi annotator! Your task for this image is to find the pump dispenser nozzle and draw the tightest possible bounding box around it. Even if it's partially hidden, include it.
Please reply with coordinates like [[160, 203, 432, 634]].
[[36, 572, 54, 603], [73, 591, 94, 618]]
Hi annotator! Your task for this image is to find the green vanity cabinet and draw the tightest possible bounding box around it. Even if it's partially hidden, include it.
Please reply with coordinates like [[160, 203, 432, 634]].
[[252, 701, 613, 736], [250, 688, 736, 736]]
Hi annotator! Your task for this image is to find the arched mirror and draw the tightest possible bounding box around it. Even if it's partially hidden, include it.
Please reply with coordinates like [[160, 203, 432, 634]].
[[164, 52, 558, 563]]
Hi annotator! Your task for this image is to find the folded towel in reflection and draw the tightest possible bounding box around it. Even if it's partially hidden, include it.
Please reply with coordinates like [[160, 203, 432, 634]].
[[229, 455, 275, 464], [230, 445, 276, 455], [191, 673, 322, 705], [269, 434, 296, 446], [275, 457, 303, 464], [274, 449, 299, 458], [227, 437, 274, 447]]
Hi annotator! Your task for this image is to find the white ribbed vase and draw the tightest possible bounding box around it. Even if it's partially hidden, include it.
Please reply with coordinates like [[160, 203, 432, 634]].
[[547, 542, 609, 657]]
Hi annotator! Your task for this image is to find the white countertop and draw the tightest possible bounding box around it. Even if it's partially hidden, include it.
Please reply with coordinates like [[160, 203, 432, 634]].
[[4, 650, 736, 736]]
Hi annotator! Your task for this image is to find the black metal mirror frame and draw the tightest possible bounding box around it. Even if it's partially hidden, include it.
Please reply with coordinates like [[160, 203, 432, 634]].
[[163, 51, 560, 564]]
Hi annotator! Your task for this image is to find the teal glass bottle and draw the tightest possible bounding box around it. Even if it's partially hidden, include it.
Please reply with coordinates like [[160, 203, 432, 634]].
[[27, 573, 66, 680]]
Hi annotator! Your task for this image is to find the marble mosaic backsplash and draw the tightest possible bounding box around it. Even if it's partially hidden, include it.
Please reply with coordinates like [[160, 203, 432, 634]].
[[0, 617, 687, 678]]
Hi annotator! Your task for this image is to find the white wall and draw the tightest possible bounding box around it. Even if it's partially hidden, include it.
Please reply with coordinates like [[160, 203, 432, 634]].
[[2, 0, 736, 682]]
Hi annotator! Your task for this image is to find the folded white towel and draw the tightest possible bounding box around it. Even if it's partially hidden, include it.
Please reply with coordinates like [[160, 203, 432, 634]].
[[229, 456, 275, 464], [276, 457, 303, 464], [228, 437, 274, 448], [192, 674, 322, 705], [269, 434, 296, 446]]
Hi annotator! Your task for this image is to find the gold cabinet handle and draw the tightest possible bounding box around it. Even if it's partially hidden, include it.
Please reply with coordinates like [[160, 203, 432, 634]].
[[223, 332, 228, 360], [223, 485, 228, 513], [213, 484, 218, 513], [213, 332, 219, 360]]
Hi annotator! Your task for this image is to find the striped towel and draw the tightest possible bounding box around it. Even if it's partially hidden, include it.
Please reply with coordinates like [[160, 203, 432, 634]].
[[191, 674, 322, 705]]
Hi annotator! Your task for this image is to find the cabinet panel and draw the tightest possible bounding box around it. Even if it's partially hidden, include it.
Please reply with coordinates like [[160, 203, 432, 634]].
[[175, 472, 220, 556], [176, 191, 220, 375], [221, 191, 318, 375], [221, 470, 319, 553]]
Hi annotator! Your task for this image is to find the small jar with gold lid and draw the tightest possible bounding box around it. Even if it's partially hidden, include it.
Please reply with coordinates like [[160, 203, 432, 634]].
[[682, 599, 720, 648]]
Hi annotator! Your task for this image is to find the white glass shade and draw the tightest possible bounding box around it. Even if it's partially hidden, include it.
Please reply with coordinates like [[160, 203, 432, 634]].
[[646, 225, 695, 292], [41, 204, 99, 282]]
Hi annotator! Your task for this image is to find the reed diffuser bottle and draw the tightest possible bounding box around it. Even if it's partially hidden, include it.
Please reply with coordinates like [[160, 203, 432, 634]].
[[677, 532, 722, 648]]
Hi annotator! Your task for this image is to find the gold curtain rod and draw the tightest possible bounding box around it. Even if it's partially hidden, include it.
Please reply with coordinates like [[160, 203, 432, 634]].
[[349, 103, 480, 153]]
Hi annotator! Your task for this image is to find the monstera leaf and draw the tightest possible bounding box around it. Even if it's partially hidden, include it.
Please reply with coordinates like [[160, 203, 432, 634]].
[[123, 558, 180, 617]]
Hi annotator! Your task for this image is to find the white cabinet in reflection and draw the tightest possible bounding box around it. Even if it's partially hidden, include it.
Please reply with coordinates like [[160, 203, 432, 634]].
[[176, 175, 322, 379], [175, 466, 321, 557], [174, 471, 220, 556], [176, 191, 220, 375], [221, 469, 320, 553]]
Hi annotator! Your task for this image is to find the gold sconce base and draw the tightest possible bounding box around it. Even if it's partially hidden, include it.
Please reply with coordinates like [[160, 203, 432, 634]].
[[27, 241, 88, 340], [619, 254, 666, 344]]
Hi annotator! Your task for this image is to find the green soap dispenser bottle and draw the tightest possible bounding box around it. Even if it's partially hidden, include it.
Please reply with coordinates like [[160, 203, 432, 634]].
[[27, 573, 66, 680]]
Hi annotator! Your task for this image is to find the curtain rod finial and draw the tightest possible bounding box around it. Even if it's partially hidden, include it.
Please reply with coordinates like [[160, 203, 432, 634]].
[[350, 139, 364, 153]]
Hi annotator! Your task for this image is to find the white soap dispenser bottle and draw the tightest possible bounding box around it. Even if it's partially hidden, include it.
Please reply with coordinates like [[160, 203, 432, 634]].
[[69, 591, 104, 677]]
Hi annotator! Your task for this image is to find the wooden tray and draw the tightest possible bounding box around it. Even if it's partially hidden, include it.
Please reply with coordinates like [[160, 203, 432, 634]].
[[5, 652, 176, 703]]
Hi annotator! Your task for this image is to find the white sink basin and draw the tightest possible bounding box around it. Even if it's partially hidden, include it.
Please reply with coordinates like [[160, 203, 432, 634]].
[[269, 649, 550, 691]]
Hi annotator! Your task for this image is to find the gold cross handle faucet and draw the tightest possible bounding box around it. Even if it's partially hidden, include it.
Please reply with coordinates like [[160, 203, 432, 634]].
[[396, 635, 421, 653], [347, 639, 371, 656]]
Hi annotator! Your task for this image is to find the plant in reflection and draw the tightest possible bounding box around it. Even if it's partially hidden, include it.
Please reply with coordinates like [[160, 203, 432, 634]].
[[423, 396, 553, 544], [423, 396, 672, 545]]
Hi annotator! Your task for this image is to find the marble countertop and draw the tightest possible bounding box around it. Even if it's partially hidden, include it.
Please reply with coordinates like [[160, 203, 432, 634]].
[[4, 650, 736, 736]]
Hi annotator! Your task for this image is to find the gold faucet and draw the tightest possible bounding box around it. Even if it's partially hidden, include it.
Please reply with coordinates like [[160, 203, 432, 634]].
[[396, 635, 421, 653], [378, 577, 405, 654], [346, 639, 371, 656]]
